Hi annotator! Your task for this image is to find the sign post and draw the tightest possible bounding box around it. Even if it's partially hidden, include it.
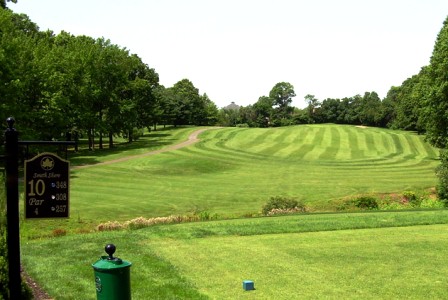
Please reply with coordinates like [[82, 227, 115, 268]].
[[24, 153, 70, 218], [4, 117, 21, 299], [3, 117, 76, 298]]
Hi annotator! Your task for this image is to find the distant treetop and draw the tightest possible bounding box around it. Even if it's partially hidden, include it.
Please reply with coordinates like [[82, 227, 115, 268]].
[[224, 102, 240, 110]]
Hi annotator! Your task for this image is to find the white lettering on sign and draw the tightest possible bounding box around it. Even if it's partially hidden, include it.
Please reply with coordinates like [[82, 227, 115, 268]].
[[28, 198, 44, 205], [33, 172, 47, 179]]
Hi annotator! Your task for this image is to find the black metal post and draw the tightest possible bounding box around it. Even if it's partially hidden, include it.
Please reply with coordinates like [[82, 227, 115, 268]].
[[4, 117, 21, 299]]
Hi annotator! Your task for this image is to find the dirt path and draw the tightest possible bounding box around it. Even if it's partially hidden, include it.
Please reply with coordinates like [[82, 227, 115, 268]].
[[73, 128, 211, 170]]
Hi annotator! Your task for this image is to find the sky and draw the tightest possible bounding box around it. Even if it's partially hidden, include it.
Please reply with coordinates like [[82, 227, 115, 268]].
[[9, 0, 448, 108]]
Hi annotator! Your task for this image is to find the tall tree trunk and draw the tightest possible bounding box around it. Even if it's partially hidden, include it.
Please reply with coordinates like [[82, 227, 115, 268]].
[[88, 127, 95, 151], [109, 131, 113, 148], [74, 131, 79, 152], [98, 111, 103, 149], [128, 129, 133, 143], [99, 132, 103, 149]]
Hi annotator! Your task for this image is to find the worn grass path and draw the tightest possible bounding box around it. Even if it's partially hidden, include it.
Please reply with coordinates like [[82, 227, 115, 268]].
[[73, 128, 214, 170]]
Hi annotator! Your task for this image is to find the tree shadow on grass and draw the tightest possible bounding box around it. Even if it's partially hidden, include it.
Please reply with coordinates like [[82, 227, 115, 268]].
[[68, 136, 174, 167]]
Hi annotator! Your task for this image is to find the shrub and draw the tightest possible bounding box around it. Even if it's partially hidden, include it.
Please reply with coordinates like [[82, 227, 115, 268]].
[[436, 149, 448, 204], [132, 128, 144, 141], [420, 198, 445, 209], [352, 196, 379, 210], [402, 191, 422, 207], [197, 211, 219, 221], [262, 196, 306, 216], [402, 191, 416, 202]]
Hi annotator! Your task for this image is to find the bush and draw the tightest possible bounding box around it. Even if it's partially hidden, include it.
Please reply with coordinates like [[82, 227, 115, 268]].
[[419, 198, 445, 209], [402, 191, 422, 207], [352, 196, 379, 210], [262, 196, 306, 215], [436, 149, 448, 203], [132, 128, 144, 141]]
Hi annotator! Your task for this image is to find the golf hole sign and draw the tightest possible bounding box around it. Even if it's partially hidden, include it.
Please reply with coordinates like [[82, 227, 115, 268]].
[[24, 152, 70, 218]]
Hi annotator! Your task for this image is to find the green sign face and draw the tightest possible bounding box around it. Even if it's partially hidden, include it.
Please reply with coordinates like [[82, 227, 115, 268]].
[[24, 152, 70, 218]]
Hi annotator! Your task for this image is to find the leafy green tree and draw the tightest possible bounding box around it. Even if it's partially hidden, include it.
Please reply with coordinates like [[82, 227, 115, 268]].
[[157, 84, 217, 127], [0, 9, 42, 134], [269, 82, 295, 123], [291, 107, 309, 125], [389, 70, 428, 132], [319, 98, 342, 123], [425, 16, 448, 148], [436, 150, 448, 202], [169, 79, 195, 126], [126, 55, 160, 131], [358, 92, 382, 126], [377, 93, 396, 128], [304, 94, 320, 123], [200, 93, 219, 126], [218, 104, 241, 127], [253, 96, 274, 127], [0, 0, 17, 9], [238, 105, 257, 127]]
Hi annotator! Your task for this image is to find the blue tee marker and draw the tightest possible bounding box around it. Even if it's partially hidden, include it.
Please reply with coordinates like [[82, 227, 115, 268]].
[[243, 280, 255, 291]]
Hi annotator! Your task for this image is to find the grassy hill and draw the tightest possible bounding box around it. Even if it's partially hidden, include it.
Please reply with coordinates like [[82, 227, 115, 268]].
[[21, 124, 440, 238], [73, 125, 438, 217]]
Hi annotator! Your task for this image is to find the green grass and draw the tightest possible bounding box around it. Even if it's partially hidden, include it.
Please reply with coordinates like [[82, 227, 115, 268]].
[[20, 124, 441, 238], [17, 124, 448, 298], [21, 210, 448, 299]]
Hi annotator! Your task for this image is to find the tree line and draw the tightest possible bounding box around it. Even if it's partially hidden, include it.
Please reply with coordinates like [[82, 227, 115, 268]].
[[218, 17, 448, 145], [0, 7, 218, 150], [1, 5, 448, 157]]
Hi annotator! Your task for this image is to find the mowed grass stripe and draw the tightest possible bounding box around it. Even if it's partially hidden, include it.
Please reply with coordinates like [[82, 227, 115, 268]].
[[197, 128, 264, 161], [381, 131, 394, 154], [318, 126, 340, 160], [302, 126, 326, 160], [348, 127, 364, 160], [288, 126, 313, 159], [270, 127, 303, 157], [334, 126, 351, 160], [406, 134, 438, 159], [258, 127, 294, 156]]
